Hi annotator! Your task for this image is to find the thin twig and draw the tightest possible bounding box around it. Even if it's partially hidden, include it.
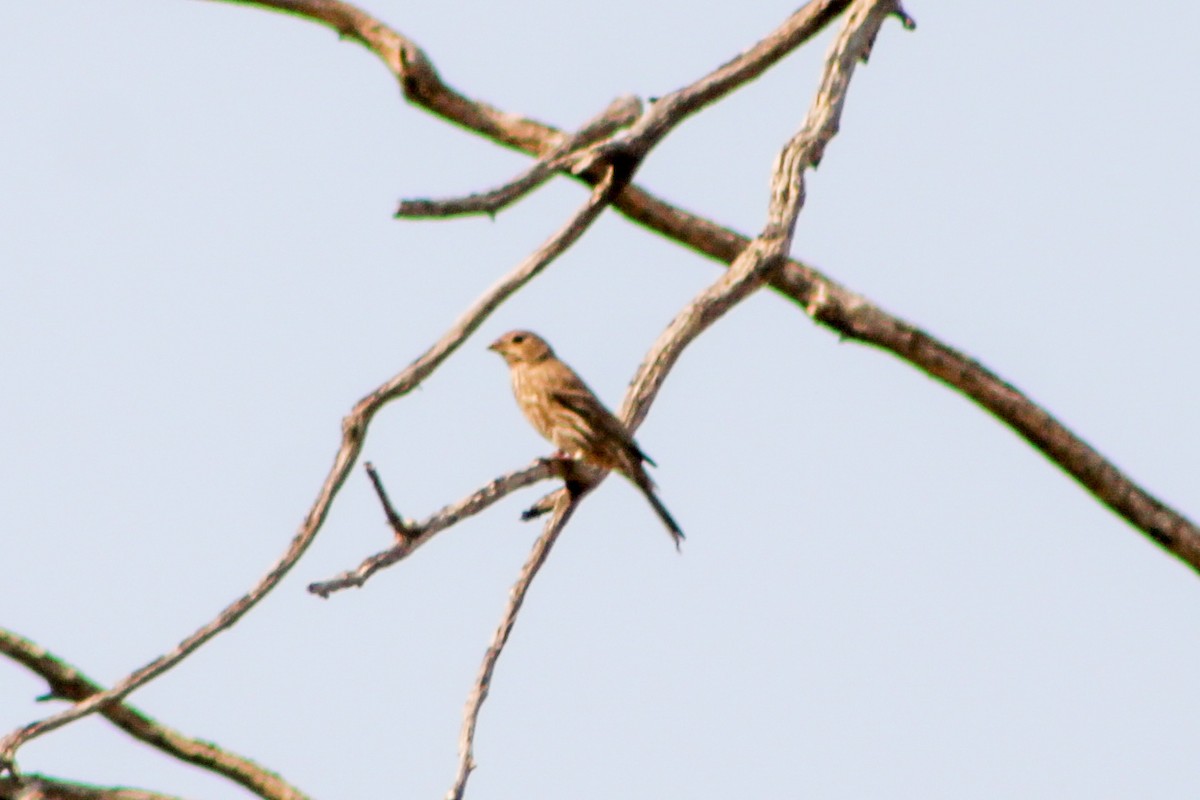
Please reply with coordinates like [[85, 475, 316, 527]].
[[364, 461, 413, 538], [0, 628, 309, 800], [445, 494, 579, 800], [308, 458, 555, 597]]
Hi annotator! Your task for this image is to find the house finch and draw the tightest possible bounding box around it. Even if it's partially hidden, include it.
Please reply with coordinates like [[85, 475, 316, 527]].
[[488, 330, 684, 549]]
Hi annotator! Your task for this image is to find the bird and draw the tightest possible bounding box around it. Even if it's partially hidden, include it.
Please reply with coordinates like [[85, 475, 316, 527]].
[[488, 329, 684, 549]]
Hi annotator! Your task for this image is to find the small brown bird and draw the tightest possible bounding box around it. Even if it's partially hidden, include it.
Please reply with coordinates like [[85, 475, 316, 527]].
[[489, 330, 684, 549]]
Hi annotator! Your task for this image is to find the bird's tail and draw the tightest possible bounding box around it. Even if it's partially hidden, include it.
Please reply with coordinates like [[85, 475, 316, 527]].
[[636, 481, 685, 551], [618, 455, 684, 550]]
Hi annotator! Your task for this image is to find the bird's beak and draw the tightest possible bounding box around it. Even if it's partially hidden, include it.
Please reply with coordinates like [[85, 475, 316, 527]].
[[487, 337, 504, 353]]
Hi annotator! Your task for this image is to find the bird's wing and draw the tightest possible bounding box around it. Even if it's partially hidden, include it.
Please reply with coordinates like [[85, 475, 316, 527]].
[[550, 384, 656, 467]]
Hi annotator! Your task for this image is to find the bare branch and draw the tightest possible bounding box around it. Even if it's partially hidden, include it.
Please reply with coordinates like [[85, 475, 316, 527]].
[[0, 628, 309, 800], [607, 0, 876, 157], [0, 774, 181, 800], [1, 506, 322, 771], [214, 0, 856, 158], [308, 458, 555, 597], [214, 0, 570, 155], [623, 0, 898, 429], [396, 95, 643, 219], [364, 461, 415, 538], [445, 494, 579, 800], [810, 299, 1200, 565]]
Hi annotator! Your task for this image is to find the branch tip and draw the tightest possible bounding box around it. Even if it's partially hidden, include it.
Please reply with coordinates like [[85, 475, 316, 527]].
[[365, 461, 413, 538], [892, 6, 917, 30]]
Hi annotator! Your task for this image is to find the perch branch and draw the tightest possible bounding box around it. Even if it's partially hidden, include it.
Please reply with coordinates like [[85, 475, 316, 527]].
[[308, 458, 555, 597], [445, 494, 579, 800]]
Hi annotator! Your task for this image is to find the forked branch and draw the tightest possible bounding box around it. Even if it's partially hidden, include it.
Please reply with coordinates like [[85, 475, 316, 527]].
[[445, 4, 907, 798], [0, 162, 627, 772], [211, 0, 1200, 569]]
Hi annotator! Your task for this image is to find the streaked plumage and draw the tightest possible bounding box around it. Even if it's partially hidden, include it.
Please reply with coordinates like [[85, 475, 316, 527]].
[[488, 330, 684, 549]]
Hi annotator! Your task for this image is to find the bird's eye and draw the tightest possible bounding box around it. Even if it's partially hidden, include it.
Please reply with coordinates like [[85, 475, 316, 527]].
[[512, 334, 525, 344]]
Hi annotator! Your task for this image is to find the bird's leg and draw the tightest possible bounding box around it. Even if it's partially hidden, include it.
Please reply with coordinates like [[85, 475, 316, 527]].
[[550, 453, 591, 497], [520, 497, 555, 521], [522, 453, 586, 520]]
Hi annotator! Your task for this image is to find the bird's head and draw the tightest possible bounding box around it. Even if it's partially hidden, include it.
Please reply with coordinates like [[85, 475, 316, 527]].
[[488, 330, 554, 365]]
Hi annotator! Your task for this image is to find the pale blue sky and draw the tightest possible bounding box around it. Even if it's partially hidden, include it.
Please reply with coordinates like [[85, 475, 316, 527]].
[[3, 2, 1199, 798]]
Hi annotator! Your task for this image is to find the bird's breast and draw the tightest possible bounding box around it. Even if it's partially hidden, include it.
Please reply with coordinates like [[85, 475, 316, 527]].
[[510, 365, 555, 441]]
